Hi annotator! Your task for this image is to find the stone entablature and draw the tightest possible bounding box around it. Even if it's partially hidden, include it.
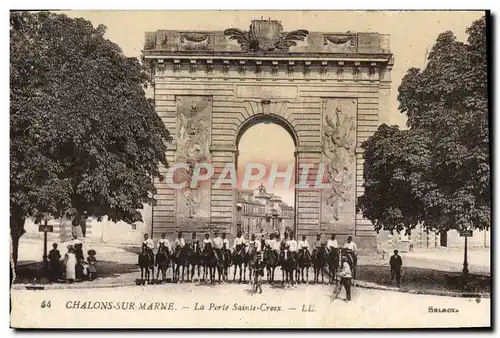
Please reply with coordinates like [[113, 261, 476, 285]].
[[142, 19, 393, 82]]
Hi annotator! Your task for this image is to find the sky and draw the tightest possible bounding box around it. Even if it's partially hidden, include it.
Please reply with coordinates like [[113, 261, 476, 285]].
[[60, 10, 484, 205]]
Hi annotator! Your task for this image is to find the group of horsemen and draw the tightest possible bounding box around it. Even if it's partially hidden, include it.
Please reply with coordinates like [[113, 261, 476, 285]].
[[141, 230, 358, 269]]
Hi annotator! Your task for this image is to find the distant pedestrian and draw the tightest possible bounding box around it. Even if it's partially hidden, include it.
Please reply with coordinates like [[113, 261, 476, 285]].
[[338, 255, 352, 302], [48, 243, 61, 282], [390, 250, 403, 287]]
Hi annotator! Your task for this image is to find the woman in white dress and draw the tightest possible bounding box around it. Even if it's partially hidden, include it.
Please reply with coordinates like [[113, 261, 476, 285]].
[[64, 246, 77, 283]]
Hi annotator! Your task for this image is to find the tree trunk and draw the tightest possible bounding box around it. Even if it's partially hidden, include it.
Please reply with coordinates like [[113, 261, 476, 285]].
[[10, 210, 25, 285]]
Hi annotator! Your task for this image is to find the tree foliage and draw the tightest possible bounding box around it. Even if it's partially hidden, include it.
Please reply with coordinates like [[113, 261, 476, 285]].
[[357, 16, 489, 234], [10, 12, 171, 263]]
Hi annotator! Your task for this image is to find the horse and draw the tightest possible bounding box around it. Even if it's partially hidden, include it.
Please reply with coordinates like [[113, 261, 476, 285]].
[[172, 245, 188, 283], [155, 243, 170, 283], [220, 245, 232, 283], [232, 244, 248, 283], [213, 246, 227, 283], [263, 245, 279, 284], [296, 247, 312, 284], [138, 244, 154, 284], [327, 247, 341, 284], [247, 245, 262, 294], [280, 247, 296, 288], [312, 244, 328, 284], [201, 242, 217, 283], [341, 248, 357, 279], [187, 241, 202, 282]]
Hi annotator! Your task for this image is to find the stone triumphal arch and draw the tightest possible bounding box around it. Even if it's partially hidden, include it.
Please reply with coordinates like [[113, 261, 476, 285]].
[[143, 19, 393, 249]]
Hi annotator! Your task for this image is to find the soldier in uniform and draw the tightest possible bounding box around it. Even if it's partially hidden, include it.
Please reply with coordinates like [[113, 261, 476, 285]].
[[174, 231, 186, 250], [212, 230, 223, 261], [313, 233, 323, 255], [232, 231, 246, 254], [157, 233, 171, 253]]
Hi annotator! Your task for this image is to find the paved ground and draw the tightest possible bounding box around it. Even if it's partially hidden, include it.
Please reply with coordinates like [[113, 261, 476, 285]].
[[10, 283, 490, 328]]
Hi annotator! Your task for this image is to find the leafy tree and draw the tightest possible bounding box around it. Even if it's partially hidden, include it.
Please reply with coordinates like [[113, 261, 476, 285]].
[[10, 12, 171, 266], [357, 16, 489, 235]]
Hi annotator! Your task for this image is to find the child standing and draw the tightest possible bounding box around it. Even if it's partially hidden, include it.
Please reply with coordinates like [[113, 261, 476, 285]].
[[87, 249, 97, 281]]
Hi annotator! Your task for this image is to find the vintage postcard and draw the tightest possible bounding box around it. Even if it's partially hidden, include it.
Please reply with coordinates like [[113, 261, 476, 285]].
[[10, 10, 491, 329]]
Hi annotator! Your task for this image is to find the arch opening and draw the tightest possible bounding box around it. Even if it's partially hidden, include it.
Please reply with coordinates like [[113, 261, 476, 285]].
[[234, 114, 297, 238]]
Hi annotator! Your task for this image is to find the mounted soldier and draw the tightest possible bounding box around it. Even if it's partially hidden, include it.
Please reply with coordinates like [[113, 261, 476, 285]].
[[142, 234, 154, 262], [188, 232, 202, 282], [297, 234, 312, 283], [212, 230, 223, 261], [157, 233, 171, 254], [342, 235, 358, 279]]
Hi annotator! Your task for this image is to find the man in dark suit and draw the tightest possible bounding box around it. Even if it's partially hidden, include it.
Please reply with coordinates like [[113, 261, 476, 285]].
[[390, 249, 403, 287]]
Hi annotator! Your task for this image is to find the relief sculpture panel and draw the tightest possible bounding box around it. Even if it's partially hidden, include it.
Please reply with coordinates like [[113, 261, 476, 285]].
[[320, 98, 357, 233], [175, 96, 212, 229]]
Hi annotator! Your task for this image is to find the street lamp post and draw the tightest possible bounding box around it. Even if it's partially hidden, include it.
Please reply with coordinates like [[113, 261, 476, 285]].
[[463, 235, 469, 280]]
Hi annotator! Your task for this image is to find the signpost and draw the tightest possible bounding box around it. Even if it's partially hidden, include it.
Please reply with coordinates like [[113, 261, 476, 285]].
[[460, 230, 473, 284], [39, 220, 54, 273]]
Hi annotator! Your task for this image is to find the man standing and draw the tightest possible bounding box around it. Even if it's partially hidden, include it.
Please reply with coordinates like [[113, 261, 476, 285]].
[[338, 255, 352, 302], [390, 249, 403, 287], [326, 234, 338, 253], [212, 230, 223, 260]]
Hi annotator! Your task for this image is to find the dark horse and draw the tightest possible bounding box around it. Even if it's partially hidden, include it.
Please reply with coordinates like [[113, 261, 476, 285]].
[[280, 247, 296, 288], [327, 247, 341, 284], [220, 245, 232, 283], [202, 242, 217, 283], [232, 244, 248, 283], [341, 248, 357, 279], [187, 241, 202, 282], [138, 244, 154, 284], [263, 246, 279, 284], [296, 247, 312, 284], [312, 244, 328, 284], [247, 245, 262, 294], [155, 243, 170, 283], [172, 245, 188, 283]]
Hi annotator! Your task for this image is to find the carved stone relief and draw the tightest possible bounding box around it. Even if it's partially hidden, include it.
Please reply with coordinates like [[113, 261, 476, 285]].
[[179, 31, 214, 50], [323, 34, 357, 52], [175, 96, 212, 227], [321, 99, 357, 232]]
